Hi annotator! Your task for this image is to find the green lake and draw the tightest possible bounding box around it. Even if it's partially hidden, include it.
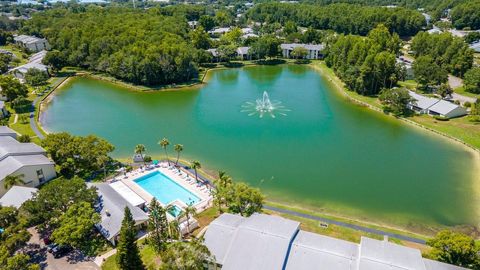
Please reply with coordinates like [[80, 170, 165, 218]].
[[41, 65, 479, 229]]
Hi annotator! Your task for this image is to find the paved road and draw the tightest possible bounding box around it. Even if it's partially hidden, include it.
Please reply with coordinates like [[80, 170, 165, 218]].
[[30, 96, 45, 139], [264, 205, 427, 245]]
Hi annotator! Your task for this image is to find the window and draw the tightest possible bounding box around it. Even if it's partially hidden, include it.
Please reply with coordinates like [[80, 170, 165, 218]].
[[37, 169, 45, 183]]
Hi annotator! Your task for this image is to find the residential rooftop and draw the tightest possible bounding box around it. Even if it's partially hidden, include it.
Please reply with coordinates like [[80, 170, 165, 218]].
[[204, 213, 468, 270], [0, 186, 38, 208], [0, 136, 46, 161], [91, 183, 148, 242]]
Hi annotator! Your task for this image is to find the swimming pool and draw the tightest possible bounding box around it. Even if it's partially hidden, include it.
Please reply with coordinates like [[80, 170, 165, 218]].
[[134, 171, 200, 206]]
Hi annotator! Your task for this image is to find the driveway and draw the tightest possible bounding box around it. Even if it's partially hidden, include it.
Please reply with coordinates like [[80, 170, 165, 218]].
[[26, 228, 99, 270]]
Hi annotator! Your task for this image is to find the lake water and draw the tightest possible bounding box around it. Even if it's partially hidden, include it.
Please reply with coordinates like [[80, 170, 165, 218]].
[[41, 65, 479, 229]]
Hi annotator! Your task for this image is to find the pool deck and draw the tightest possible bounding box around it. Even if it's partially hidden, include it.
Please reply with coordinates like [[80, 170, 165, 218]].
[[113, 162, 213, 213]]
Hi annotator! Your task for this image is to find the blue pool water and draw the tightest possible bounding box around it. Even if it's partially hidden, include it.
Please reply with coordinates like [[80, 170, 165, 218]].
[[135, 171, 200, 206]]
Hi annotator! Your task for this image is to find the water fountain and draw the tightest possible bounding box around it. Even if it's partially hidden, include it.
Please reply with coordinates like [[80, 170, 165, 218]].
[[241, 91, 289, 118]]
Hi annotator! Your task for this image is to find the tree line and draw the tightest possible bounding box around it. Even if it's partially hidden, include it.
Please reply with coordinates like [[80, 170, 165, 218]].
[[325, 25, 403, 96], [247, 2, 426, 36], [22, 6, 201, 86], [411, 31, 474, 78]]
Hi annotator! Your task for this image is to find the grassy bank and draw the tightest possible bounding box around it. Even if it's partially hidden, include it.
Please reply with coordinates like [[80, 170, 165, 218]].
[[309, 61, 480, 151]]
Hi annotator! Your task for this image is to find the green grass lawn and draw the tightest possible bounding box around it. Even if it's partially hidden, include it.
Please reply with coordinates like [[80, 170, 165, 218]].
[[0, 44, 29, 65], [454, 86, 480, 99], [102, 239, 160, 270]]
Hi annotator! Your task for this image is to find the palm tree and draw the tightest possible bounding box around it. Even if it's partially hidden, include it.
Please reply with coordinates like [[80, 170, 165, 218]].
[[3, 174, 25, 189], [134, 144, 146, 164], [183, 203, 197, 235], [174, 144, 183, 166], [159, 138, 170, 166], [191, 161, 201, 183], [166, 205, 182, 240]]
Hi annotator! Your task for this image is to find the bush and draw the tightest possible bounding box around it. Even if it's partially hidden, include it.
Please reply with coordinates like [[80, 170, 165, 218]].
[[464, 101, 471, 108], [143, 155, 152, 163], [433, 115, 449, 121], [18, 114, 29, 124], [18, 134, 31, 143]]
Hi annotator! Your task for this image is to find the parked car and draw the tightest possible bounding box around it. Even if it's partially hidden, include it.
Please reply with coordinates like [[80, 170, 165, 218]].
[[46, 243, 57, 253], [52, 245, 72, 258]]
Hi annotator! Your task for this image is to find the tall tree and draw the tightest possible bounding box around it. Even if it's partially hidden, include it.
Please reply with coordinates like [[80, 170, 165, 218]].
[[174, 144, 183, 166], [159, 138, 170, 166], [3, 174, 24, 190], [464, 67, 480, 94], [379, 88, 414, 116], [51, 202, 100, 249], [198, 15, 215, 31], [116, 207, 145, 270], [160, 238, 212, 270], [190, 161, 201, 183], [22, 177, 98, 226], [0, 75, 28, 101], [413, 56, 448, 91], [24, 68, 49, 86], [134, 144, 146, 164], [42, 133, 114, 178], [147, 198, 169, 252], [228, 183, 264, 217], [427, 230, 479, 269]]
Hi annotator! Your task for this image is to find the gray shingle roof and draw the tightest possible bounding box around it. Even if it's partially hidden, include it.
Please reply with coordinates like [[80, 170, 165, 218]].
[[359, 236, 425, 270], [0, 136, 46, 161], [0, 155, 53, 181], [0, 126, 17, 137], [204, 213, 246, 264], [428, 100, 466, 116], [92, 183, 148, 241], [14, 35, 45, 45], [408, 91, 439, 110], [0, 186, 38, 208], [286, 230, 359, 270], [204, 214, 470, 270], [205, 213, 300, 270]]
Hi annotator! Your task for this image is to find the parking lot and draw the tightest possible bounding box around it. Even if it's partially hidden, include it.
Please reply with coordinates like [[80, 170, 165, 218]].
[[26, 228, 99, 270]]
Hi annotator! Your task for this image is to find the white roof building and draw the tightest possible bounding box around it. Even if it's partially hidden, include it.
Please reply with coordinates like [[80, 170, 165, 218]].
[[281, 43, 325, 59], [204, 213, 468, 270], [109, 181, 146, 207], [92, 183, 149, 245], [470, 42, 480, 53], [209, 27, 231, 35], [0, 128, 56, 196], [0, 126, 17, 139], [428, 100, 468, 118], [408, 91, 467, 118], [13, 35, 50, 53], [0, 186, 37, 208]]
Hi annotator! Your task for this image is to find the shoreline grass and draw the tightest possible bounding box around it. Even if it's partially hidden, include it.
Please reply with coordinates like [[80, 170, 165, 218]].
[[308, 61, 480, 152]]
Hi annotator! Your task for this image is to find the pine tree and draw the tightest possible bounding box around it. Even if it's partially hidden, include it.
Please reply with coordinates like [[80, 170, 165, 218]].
[[148, 198, 169, 252], [116, 207, 145, 270]]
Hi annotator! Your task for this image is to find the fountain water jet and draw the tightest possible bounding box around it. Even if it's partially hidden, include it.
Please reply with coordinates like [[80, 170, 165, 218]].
[[241, 91, 289, 118]]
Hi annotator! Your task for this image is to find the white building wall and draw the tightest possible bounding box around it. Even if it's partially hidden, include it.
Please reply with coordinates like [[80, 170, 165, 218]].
[[0, 164, 56, 196]]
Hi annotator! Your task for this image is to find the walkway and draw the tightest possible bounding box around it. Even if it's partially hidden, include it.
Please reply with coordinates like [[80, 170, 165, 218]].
[[30, 95, 44, 139], [264, 205, 426, 245]]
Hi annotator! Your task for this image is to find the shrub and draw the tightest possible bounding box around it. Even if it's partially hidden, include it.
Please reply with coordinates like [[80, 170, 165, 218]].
[[18, 134, 31, 143], [433, 115, 449, 121]]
